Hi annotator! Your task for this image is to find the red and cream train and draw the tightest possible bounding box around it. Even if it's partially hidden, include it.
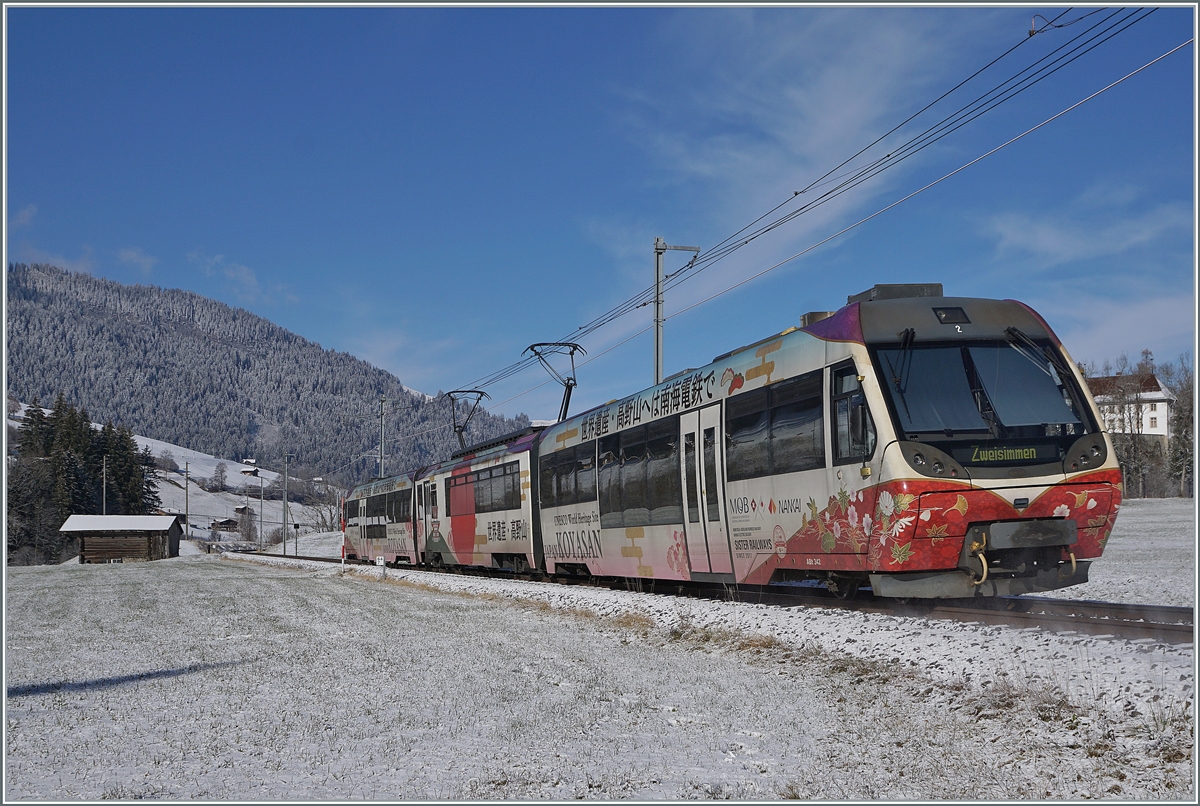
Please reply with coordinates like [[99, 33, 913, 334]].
[[343, 284, 1121, 598]]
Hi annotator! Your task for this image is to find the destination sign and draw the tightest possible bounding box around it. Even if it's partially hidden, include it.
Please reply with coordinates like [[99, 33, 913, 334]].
[[952, 443, 1057, 465]]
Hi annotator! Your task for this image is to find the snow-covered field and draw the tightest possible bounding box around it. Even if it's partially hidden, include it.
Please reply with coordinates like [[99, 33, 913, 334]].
[[5, 501, 1195, 800], [1039, 497, 1195, 608]]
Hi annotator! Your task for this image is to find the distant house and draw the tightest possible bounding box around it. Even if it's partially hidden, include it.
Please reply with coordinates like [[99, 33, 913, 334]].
[[1087, 374, 1175, 452], [211, 518, 240, 533], [60, 515, 182, 564]]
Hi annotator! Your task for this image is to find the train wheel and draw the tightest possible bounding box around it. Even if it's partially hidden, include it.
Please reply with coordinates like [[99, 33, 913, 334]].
[[827, 575, 863, 600], [429, 552, 443, 569]]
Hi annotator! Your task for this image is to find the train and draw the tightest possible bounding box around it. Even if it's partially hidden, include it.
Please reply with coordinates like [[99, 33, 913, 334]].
[[343, 283, 1122, 599]]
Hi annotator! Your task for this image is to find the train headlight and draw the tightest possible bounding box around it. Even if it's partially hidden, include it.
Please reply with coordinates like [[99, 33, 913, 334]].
[[932, 461, 945, 475], [912, 453, 926, 466], [1079, 454, 1089, 467], [1091, 445, 1102, 458]]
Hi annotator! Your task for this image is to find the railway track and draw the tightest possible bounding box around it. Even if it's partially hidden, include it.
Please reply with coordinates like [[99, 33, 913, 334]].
[[250, 551, 1195, 645]]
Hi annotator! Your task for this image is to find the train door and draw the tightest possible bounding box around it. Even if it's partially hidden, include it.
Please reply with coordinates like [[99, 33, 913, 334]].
[[828, 360, 880, 568], [417, 481, 431, 565], [680, 404, 734, 575]]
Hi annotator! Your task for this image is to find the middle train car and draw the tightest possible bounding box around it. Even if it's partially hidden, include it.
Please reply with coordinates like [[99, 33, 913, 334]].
[[345, 427, 542, 572]]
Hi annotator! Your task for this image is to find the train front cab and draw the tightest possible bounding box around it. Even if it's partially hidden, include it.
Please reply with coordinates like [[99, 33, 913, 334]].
[[839, 294, 1122, 598]]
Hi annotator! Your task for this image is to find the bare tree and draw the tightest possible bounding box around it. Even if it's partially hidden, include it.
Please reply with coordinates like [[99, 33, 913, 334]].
[[238, 506, 258, 543], [156, 449, 179, 472], [1159, 353, 1194, 497], [309, 483, 345, 533], [1097, 351, 1170, 498]]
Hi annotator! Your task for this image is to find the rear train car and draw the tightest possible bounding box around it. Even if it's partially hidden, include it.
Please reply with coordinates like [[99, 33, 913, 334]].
[[536, 284, 1121, 597], [343, 472, 417, 564]]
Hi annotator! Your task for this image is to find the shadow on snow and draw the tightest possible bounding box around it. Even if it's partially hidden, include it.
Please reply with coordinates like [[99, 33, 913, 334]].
[[6, 659, 249, 698]]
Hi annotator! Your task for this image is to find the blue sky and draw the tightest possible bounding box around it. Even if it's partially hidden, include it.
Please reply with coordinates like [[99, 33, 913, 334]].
[[6, 5, 1195, 429]]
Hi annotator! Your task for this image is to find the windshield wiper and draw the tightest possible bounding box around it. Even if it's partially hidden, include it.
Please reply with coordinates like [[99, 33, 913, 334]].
[[888, 328, 916, 422], [891, 328, 916, 392], [961, 345, 1003, 439], [1005, 327, 1070, 379]]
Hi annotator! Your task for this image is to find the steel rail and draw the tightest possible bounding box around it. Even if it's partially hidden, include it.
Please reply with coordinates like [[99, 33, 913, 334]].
[[251, 552, 1193, 645]]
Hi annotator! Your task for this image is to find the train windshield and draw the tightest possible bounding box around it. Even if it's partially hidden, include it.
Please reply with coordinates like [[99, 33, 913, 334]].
[[873, 340, 1093, 465]]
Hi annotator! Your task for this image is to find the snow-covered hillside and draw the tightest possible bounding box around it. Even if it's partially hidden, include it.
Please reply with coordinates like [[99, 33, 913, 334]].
[[8, 404, 338, 541]]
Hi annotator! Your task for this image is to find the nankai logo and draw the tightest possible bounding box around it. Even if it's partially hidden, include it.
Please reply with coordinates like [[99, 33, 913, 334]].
[[772, 498, 805, 515]]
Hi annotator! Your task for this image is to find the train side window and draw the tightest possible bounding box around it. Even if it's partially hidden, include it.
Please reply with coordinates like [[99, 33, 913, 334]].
[[556, 451, 576, 506], [771, 370, 825, 474], [620, 425, 649, 527], [726, 370, 824, 480], [366, 494, 385, 519], [539, 453, 557, 509], [832, 363, 876, 463], [576, 443, 597, 503], [647, 418, 683, 525], [399, 488, 412, 521], [702, 427, 721, 522], [468, 470, 487, 513], [684, 433, 700, 523], [598, 434, 621, 528], [542, 447, 591, 509], [504, 468, 518, 510], [726, 387, 770, 482]]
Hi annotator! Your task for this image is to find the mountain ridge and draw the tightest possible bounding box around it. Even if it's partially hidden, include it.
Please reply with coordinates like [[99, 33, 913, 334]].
[[6, 263, 527, 483]]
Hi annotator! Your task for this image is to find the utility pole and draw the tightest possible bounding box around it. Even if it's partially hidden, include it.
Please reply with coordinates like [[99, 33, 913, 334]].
[[283, 453, 295, 555], [378, 395, 386, 479], [654, 238, 700, 385], [240, 460, 263, 551], [185, 461, 189, 539], [102, 455, 108, 515]]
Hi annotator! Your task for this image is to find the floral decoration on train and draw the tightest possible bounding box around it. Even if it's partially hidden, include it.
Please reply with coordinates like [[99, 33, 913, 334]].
[[666, 530, 690, 579], [769, 468, 1122, 576]]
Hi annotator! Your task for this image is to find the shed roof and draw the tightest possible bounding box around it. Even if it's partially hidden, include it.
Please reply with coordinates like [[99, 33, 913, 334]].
[[60, 515, 180, 533], [1086, 374, 1176, 401]]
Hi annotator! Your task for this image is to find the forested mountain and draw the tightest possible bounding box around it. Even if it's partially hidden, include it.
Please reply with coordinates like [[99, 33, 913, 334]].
[[6, 263, 528, 483]]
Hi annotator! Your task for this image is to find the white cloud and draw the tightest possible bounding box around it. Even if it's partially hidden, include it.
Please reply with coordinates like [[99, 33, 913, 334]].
[[118, 246, 158, 275], [624, 9, 955, 216], [9, 204, 37, 229], [187, 250, 264, 304], [15, 242, 94, 274], [1034, 292, 1196, 368], [588, 9, 980, 330], [980, 202, 1192, 268]]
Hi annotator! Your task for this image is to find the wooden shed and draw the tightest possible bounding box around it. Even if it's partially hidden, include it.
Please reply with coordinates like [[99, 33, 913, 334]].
[[60, 515, 182, 564]]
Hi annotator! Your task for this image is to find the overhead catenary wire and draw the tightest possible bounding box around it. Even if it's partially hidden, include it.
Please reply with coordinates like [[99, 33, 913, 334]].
[[468, 36, 1192, 427], [457, 8, 1156, 395], [664, 39, 1194, 325], [369, 22, 1187, 472], [659, 7, 1157, 296]]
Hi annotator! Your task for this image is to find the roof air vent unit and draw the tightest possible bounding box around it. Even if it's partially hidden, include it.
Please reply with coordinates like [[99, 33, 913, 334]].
[[800, 311, 835, 327], [847, 283, 943, 304]]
